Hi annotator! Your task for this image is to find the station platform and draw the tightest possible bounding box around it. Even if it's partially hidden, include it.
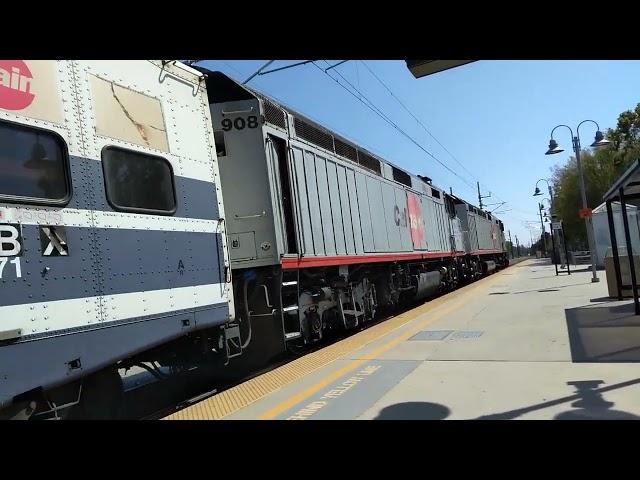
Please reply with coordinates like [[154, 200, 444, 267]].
[[165, 258, 640, 420]]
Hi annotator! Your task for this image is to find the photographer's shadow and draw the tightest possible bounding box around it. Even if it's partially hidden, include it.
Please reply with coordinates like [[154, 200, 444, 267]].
[[374, 402, 450, 420]]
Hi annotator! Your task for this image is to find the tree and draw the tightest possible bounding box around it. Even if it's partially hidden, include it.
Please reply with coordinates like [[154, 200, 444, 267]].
[[606, 103, 640, 155], [551, 103, 640, 248], [531, 231, 552, 254]]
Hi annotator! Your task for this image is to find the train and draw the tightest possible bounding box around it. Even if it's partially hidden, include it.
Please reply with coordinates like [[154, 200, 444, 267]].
[[0, 60, 508, 419]]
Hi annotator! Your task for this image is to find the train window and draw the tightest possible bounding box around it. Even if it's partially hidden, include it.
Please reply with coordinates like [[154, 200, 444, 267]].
[[358, 151, 382, 175], [391, 166, 412, 187], [102, 146, 176, 215], [445, 196, 456, 218], [293, 117, 334, 152], [431, 188, 441, 199], [0, 120, 71, 205], [261, 97, 287, 129], [447, 197, 457, 218], [214, 130, 227, 157], [334, 137, 358, 162]]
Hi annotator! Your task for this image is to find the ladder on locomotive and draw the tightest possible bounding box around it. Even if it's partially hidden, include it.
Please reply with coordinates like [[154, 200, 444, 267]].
[[338, 290, 365, 329], [281, 268, 302, 342]]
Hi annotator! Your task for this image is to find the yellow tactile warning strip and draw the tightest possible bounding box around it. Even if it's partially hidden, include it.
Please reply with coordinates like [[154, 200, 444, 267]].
[[164, 258, 531, 420]]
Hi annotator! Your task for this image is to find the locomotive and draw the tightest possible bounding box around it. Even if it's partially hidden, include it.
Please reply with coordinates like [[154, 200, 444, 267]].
[[0, 61, 507, 419], [199, 69, 508, 365]]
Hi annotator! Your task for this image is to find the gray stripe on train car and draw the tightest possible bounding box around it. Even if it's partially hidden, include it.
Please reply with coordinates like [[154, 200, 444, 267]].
[[65, 156, 220, 220], [0, 226, 225, 307], [0, 303, 229, 408]]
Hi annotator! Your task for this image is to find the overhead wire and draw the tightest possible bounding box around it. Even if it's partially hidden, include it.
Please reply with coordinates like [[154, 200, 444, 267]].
[[312, 60, 478, 192], [358, 60, 512, 207], [314, 61, 540, 236]]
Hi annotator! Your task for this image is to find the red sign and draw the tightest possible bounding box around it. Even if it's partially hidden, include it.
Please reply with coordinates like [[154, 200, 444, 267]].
[[0, 60, 35, 110], [490, 221, 498, 247], [578, 208, 592, 219], [407, 192, 426, 249]]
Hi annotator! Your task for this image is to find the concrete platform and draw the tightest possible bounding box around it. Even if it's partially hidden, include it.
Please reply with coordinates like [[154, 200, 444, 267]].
[[169, 258, 640, 420]]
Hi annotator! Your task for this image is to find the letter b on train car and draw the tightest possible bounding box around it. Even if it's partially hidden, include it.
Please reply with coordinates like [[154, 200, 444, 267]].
[[0, 224, 23, 257]]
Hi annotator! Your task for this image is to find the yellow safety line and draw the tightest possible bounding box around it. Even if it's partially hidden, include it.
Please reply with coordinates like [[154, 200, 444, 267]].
[[257, 299, 466, 419], [165, 259, 530, 420]]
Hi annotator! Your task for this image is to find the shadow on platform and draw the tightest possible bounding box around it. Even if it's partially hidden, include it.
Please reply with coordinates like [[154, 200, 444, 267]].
[[476, 378, 640, 420], [565, 300, 640, 362], [494, 282, 591, 295], [374, 402, 450, 420], [554, 380, 640, 420], [372, 380, 640, 420]]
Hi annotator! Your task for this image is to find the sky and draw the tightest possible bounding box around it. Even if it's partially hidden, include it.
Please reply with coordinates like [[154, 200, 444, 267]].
[[199, 60, 640, 246]]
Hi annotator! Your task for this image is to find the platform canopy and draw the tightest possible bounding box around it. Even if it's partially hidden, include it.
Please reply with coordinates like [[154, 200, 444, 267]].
[[602, 158, 640, 315], [603, 159, 640, 201], [405, 60, 476, 78]]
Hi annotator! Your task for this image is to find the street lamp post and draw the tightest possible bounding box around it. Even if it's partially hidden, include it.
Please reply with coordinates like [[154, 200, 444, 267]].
[[534, 179, 554, 208], [535, 182, 570, 269], [534, 179, 554, 256], [538, 202, 547, 256], [545, 215, 560, 276], [545, 120, 611, 283], [539, 198, 553, 258]]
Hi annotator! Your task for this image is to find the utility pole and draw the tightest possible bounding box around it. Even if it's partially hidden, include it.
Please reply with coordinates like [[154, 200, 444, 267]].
[[508, 230, 514, 258], [515, 235, 520, 257], [450, 187, 453, 195], [477, 181, 491, 209]]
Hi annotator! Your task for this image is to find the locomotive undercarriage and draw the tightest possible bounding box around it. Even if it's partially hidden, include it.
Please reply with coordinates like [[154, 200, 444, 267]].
[[234, 252, 508, 361]]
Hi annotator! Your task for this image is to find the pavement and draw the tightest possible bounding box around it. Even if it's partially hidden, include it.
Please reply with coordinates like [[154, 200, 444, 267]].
[[171, 258, 640, 420]]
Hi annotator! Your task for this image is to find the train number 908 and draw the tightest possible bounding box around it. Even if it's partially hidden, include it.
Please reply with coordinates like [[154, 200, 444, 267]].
[[221, 115, 260, 131]]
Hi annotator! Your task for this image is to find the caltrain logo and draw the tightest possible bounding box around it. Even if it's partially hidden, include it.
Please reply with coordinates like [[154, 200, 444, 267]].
[[0, 60, 35, 110], [394, 205, 408, 227], [407, 193, 426, 249]]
